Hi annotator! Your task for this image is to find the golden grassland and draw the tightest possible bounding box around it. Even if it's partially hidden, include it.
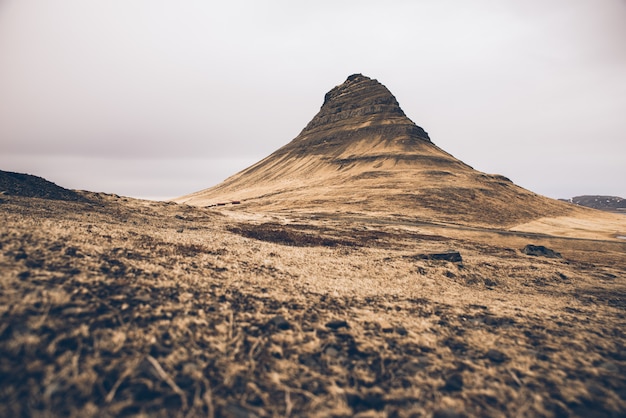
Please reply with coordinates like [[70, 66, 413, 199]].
[[1, 192, 625, 417]]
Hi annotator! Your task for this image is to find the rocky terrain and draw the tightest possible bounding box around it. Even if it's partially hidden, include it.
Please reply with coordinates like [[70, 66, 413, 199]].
[[2, 74, 626, 417], [0, 169, 88, 202], [569, 196, 626, 213]]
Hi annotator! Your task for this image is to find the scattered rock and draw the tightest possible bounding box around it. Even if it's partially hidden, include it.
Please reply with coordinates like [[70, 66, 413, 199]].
[[409, 252, 463, 263], [486, 349, 508, 364], [521, 245, 562, 259], [267, 315, 291, 331], [442, 373, 464, 392], [298, 353, 320, 369], [25, 258, 44, 268], [325, 319, 349, 330], [483, 278, 498, 287], [324, 346, 340, 357], [396, 326, 408, 336], [346, 392, 386, 412], [14, 251, 27, 261], [482, 315, 515, 327]]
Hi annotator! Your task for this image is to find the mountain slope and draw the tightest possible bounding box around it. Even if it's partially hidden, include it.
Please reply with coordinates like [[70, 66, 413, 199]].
[[572, 195, 626, 212], [175, 74, 583, 228], [0, 170, 88, 202]]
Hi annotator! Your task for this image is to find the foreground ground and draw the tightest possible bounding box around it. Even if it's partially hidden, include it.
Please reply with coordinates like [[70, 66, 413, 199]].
[[1, 193, 625, 417]]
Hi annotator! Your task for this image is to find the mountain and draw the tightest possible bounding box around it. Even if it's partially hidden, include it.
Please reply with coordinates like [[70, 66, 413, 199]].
[[571, 195, 626, 212], [0, 170, 88, 202], [175, 74, 580, 228]]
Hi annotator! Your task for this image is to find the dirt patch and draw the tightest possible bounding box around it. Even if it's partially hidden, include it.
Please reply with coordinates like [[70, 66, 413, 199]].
[[228, 222, 358, 247]]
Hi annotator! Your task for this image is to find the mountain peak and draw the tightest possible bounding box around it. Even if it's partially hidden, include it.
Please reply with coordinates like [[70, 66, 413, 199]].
[[300, 74, 429, 141], [322, 73, 394, 106]]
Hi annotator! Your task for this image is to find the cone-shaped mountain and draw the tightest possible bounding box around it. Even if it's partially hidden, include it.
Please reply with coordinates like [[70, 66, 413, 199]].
[[176, 74, 576, 227]]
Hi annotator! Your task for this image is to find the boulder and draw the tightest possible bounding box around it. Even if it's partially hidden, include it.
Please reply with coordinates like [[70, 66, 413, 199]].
[[410, 252, 463, 263], [521, 245, 562, 259]]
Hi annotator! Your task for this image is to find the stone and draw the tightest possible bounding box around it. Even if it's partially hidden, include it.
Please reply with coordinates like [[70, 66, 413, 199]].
[[411, 252, 463, 263], [267, 315, 291, 331], [486, 349, 508, 363], [521, 245, 562, 258], [442, 373, 464, 392], [324, 346, 340, 357], [325, 319, 349, 330]]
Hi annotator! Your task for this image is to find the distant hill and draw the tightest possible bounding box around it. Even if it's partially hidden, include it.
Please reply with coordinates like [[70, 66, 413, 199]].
[[569, 195, 626, 212], [0, 170, 88, 202]]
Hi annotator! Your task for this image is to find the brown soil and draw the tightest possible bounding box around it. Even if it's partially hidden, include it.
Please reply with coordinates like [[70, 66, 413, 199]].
[[1, 193, 625, 417]]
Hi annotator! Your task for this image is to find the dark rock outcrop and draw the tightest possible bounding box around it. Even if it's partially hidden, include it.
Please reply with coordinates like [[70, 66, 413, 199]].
[[285, 74, 430, 155], [409, 252, 463, 263], [0, 170, 88, 202], [521, 245, 562, 259], [301, 73, 429, 139], [571, 195, 626, 212]]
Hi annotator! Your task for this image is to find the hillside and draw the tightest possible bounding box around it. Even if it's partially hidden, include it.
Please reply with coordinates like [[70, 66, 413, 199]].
[[1, 191, 625, 417], [0, 169, 88, 202], [571, 195, 626, 213]]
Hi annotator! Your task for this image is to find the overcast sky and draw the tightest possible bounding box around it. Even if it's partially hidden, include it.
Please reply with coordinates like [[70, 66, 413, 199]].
[[1, 0, 625, 200]]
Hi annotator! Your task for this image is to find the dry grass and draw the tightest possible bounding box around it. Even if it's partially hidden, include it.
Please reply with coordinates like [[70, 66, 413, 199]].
[[1, 193, 625, 417]]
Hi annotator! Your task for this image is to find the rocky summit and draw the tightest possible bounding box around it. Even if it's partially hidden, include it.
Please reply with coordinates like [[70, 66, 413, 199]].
[[175, 74, 579, 228], [295, 73, 430, 146]]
